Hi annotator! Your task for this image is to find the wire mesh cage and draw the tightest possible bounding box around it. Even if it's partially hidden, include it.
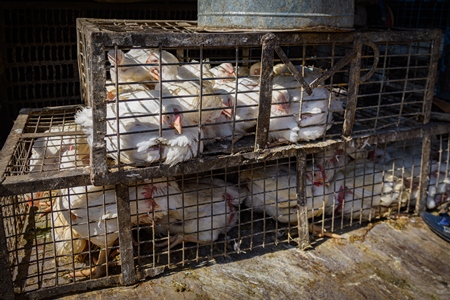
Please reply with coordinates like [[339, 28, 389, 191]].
[[0, 103, 449, 296], [2, 177, 188, 295], [0, 158, 309, 297], [75, 19, 441, 185], [0, 106, 91, 191], [3, 119, 450, 298], [0, 13, 446, 298], [427, 131, 450, 211], [307, 126, 450, 234]]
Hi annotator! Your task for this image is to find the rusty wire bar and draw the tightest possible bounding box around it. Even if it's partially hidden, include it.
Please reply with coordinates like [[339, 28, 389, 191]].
[[255, 33, 276, 151], [296, 149, 310, 249], [342, 38, 363, 138], [422, 36, 442, 125], [115, 183, 137, 285], [90, 41, 108, 184], [417, 130, 432, 214]]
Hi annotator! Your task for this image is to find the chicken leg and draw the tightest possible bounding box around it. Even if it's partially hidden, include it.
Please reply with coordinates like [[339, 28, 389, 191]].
[[155, 233, 207, 249], [68, 245, 114, 278]]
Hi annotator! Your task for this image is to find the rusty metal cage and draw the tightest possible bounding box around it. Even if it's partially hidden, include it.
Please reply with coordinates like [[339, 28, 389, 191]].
[[74, 19, 441, 185], [0, 14, 446, 299], [2, 103, 450, 298], [307, 124, 450, 233]]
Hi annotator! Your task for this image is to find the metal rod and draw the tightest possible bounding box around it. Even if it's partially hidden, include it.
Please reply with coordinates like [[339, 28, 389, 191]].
[[115, 183, 137, 285], [255, 33, 276, 151], [422, 35, 442, 124], [342, 38, 363, 137], [27, 275, 121, 299], [416, 129, 431, 214], [296, 149, 310, 249], [113, 45, 123, 171], [274, 44, 312, 95], [90, 42, 108, 184]]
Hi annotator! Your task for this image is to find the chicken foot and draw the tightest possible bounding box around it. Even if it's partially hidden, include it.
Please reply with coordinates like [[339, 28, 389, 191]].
[[155, 233, 207, 249], [68, 247, 115, 279]]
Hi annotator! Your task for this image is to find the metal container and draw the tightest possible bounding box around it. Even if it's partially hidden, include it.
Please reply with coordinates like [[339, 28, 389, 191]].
[[197, 0, 354, 31]]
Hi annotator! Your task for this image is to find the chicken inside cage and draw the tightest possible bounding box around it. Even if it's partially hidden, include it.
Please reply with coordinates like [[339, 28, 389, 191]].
[[0, 23, 444, 295], [4, 108, 90, 177], [74, 28, 436, 171], [4, 132, 450, 290], [12, 25, 436, 175], [7, 178, 190, 284], [75, 42, 354, 170], [427, 134, 450, 211], [3, 176, 248, 285]]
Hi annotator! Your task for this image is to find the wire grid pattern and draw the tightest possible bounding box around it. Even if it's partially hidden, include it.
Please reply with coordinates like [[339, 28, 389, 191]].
[[4, 131, 450, 295], [356, 39, 435, 134], [0, 16, 443, 298], [75, 22, 439, 179]]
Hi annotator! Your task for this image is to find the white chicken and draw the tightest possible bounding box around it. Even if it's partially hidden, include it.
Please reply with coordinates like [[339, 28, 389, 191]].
[[52, 205, 88, 264], [250, 62, 323, 82], [75, 91, 203, 166], [209, 79, 291, 144], [146, 50, 225, 126], [28, 123, 86, 173], [180, 177, 247, 207], [248, 61, 344, 144], [27, 124, 88, 211], [120, 104, 203, 166], [205, 81, 260, 143], [59, 177, 182, 278], [154, 178, 245, 248], [327, 166, 409, 220], [209, 62, 250, 86], [241, 164, 328, 222], [425, 170, 450, 209], [177, 59, 216, 87], [50, 148, 90, 265], [249, 62, 262, 76], [269, 80, 343, 143], [107, 48, 154, 84], [313, 148, 351, 182], [366, 145, 450, 210], [240, 163, 340, 238], [200, 90, 238, 144], [268, 91, 339, 143]]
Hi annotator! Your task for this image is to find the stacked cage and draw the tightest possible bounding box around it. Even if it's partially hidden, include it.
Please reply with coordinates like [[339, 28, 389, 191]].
[[0, 18, 447, 298]]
